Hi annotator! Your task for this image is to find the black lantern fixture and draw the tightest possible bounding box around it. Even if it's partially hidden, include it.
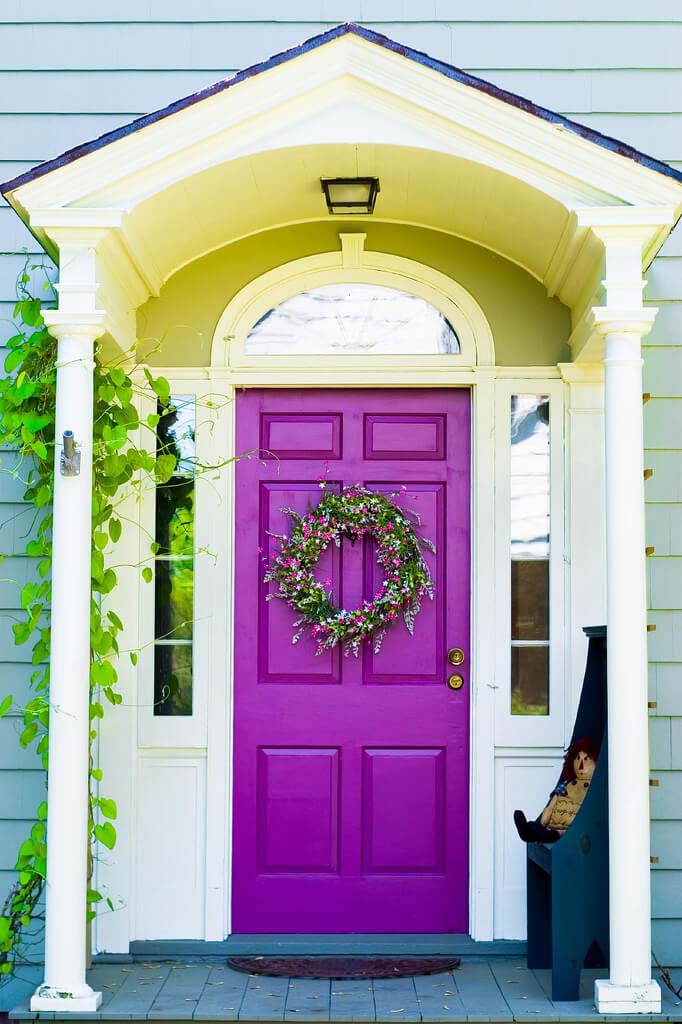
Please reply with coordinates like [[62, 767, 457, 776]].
[[320, 177, 380, 215]]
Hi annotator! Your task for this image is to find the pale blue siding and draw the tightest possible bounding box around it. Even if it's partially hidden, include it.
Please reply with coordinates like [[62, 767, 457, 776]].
[[0, 3, 680, 974]]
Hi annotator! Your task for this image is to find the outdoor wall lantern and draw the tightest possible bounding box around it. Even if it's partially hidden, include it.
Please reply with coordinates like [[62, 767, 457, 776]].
[[320, 177, 380, 215]]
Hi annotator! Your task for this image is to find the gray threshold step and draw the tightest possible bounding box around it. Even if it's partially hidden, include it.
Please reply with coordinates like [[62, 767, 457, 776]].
[[108, 935, 526, 962]]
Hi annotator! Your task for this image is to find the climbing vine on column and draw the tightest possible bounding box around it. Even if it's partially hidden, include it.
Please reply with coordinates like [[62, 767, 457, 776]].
[[0, 261, 181, 975]]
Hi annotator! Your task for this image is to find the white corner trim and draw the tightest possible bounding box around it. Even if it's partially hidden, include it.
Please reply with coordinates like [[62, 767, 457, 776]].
[[210, 248, 495, 368]]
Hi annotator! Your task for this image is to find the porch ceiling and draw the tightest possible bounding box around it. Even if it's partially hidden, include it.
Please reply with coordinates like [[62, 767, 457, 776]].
[[1, 25, 681, 354], [117, 144, 571, 289]]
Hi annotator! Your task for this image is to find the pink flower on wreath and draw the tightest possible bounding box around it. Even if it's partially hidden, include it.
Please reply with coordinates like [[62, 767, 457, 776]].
[[324, 577, 332, 587]]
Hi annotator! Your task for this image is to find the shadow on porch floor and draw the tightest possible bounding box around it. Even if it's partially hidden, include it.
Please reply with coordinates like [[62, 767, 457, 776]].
[[8, 961, 682, 1023]]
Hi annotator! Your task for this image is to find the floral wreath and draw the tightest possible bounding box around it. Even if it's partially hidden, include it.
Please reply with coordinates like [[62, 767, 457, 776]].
[[264, 485, 435, 657]]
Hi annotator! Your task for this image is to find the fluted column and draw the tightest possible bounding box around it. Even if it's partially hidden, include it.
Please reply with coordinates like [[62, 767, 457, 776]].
[[30, 313, 106, 1012]]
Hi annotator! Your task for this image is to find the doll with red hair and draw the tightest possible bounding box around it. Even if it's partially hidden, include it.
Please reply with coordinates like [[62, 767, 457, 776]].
[[514, 736, 601, 844]]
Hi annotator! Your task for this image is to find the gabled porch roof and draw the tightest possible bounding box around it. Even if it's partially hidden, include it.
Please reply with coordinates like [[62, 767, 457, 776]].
[[3, 22, 681, 195], [1, 22, 680, 358]]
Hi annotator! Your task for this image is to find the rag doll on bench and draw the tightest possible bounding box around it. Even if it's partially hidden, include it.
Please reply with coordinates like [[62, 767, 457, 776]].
[[514, 736, 600, 844]]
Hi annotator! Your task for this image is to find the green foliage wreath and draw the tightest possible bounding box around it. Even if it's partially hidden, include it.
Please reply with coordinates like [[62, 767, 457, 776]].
[[264, 485, 435, 657]]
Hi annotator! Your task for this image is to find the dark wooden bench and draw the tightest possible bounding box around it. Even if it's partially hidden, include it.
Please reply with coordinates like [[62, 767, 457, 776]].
[[526, 625, 609, 1001]]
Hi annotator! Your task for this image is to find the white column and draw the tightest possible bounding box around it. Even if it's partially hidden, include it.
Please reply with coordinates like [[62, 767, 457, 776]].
[[592, 308, 660, 1015], [30, 314, 105, 1013]]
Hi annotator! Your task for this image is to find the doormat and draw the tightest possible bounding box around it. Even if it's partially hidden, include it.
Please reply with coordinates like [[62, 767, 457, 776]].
[[227, 956, 461, 979]]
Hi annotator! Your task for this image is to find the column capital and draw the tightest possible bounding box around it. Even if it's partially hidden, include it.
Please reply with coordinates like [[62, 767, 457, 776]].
[[589, 306, 657, 340], [42, 310, 108, 342]]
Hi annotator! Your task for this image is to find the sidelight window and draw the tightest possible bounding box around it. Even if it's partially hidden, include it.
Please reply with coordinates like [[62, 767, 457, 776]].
[[153, 396, 195, 716], [510, 395, 550, 716]]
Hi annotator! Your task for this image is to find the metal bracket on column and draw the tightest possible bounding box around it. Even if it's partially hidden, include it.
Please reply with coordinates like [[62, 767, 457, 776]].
[[60, 430, 81, 477]]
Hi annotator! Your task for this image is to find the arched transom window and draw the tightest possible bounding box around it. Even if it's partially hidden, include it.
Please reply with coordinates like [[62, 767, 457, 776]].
[[245, 283, 460, 355]]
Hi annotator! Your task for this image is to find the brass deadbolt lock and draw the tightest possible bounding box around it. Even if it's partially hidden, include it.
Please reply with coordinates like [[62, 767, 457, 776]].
[[447, 647, 465, 666], [447, 673, 464, 690]]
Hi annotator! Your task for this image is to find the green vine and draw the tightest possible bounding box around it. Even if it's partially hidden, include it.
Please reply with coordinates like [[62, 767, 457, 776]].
[[0, 258, 183, 975]]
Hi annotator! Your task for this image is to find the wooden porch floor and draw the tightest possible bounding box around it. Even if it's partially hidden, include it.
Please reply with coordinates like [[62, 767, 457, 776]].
[[9, 961, 682, 1023]]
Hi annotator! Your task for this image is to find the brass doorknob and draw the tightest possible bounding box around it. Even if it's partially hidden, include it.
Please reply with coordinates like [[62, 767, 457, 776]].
[[447, 673, 464, 690], [447, 647, 465, 666]]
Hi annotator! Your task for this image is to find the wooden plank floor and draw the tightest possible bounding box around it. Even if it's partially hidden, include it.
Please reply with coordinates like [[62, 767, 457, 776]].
[[9, 961, 682, 1023]]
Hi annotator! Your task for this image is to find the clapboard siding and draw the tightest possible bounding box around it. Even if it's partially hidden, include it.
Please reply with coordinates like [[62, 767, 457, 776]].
[[0, 256, 54, 309], [646, 302, 682, 345], [0, 6, 680, 964], [0, 665, 42, 712], [3, 2, 682, 21], [0, 772, 45, 822], [0, 22, 682, 72]]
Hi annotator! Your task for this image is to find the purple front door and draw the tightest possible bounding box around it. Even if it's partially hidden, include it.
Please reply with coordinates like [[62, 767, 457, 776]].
[[233, 389, 470, 933]]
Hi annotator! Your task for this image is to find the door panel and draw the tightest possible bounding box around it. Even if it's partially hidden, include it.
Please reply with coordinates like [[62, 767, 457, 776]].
[[233, 388, 470, 933]]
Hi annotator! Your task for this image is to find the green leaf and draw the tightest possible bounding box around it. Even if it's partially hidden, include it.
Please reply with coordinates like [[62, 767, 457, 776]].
[[107, 610, 124, 631], [20, 298, 42, 327], [91, 660, 116, 687], [130, 651, 138, 666], [108, 367, 127, 387], [4, 348, 24, 373], [23, 413, 51, 433], [91, 768, 103, 782], [155, 453, 176, 484], [98, 798, 117, 821], [0, 695, 12, 719], [94, 821, 117, 850], [151, 375, 170, 405], [19, 721, 38, 748], [12, 622, 31, 646], [93, 531, 108, 550], [141, 566, 153, 584], [37, 801, 47, 821], [108, 517, 122, 543], [97, 383, 116, 403], [18, 838, 35, 859], [90, 701, 104, 720]]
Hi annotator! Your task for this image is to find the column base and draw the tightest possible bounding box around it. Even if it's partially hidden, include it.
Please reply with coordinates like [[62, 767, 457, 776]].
[[30, 984, 102, 1013], [595, 978, 661, 1014]]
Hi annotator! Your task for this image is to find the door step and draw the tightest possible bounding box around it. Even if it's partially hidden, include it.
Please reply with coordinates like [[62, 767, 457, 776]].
[[115, 934, 526, 962]]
